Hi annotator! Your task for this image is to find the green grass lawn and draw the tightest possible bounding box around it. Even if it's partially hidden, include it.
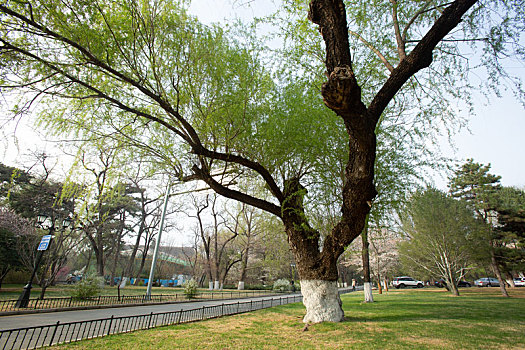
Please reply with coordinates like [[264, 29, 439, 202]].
[[49, 287, 525, 349]]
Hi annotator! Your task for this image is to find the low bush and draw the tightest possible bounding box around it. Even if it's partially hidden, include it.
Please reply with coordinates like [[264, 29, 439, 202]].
[[71, 275, 104, 299], [183, 279, 198, 299], [272, 279, 291, 292]]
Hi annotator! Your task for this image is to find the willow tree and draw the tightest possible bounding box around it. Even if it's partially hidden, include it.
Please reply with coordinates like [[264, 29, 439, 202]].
[[1, 0, 523, 322], [399, 188, 481, 296]]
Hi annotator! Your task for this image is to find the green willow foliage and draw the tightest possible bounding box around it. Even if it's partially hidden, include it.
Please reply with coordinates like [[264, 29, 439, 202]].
[[399, 188, 482, 287], [0, 0, 523, 234]]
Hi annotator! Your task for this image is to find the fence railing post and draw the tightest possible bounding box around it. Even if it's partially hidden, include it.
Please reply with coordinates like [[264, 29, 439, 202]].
[[237, 301, 240, 314], [177, 309, 183, 324], [106, 315, 114, 335], [48, 321, 60, 346], [147, 312, 154, 328], [201, 306, 205, 320]]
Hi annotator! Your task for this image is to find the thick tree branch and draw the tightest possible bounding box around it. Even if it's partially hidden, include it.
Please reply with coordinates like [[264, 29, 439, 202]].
[[193, 147, 284, 203], [308, 0, 366, 120], [308, 0, 352, 73], [191, 165, 282, 218]]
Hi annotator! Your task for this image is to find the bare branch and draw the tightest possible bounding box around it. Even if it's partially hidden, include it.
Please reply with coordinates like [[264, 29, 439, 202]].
[[348, 30, 394, 72]]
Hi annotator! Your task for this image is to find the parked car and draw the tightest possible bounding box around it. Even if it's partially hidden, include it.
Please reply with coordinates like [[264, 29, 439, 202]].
[[513, 277, 525, 287], [474, 277, 500, 287], [458, 280, 472, 287], [435, 279, 471, 288], [392, 276, 424, 289]]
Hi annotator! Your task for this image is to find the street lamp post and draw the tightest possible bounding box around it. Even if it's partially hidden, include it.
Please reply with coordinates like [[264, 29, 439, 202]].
[[15, 215, 71, 308], [290, 263, 296, 292], [146, 183, 171, 300]]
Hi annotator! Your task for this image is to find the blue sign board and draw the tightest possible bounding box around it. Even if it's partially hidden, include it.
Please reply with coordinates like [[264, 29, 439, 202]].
[[37, 235, 52, 251]]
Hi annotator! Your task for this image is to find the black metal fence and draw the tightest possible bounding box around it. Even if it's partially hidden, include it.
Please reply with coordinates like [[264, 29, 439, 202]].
[[0, 290, 278, 313], [0, 295, 303, 350]]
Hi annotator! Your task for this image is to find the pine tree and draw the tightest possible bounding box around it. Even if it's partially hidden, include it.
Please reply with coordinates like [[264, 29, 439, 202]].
[[449, 159, 508, 297]]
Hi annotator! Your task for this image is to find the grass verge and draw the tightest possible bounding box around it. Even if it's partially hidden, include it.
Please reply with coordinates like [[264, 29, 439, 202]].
[[51, 288, 525, 349], [0, 284, 266, 300]]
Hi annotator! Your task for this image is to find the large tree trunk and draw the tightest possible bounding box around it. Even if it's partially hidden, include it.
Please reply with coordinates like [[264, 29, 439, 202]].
[[299, 0, 477, 321], [134, 248, 148, 284], [282, 179, 356, 322], [445, 269, 460, 296], [95, 248, 104, 277]]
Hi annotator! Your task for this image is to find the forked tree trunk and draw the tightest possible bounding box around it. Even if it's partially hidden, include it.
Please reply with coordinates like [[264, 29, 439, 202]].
[[282, 178, 362, 323]]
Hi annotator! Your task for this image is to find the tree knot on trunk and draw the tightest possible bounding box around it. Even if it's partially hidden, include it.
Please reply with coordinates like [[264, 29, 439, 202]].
[[321, 65, 364, 115], [282, 177, 307, 216]]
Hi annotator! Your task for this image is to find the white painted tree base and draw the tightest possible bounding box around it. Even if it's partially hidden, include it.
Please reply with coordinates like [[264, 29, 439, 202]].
[[238, 281, 245, 290], [300, 280, 344, 323], [214, 281, 220, 290], [363, 282, 374, 303], [208, 281, 214, 290]]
